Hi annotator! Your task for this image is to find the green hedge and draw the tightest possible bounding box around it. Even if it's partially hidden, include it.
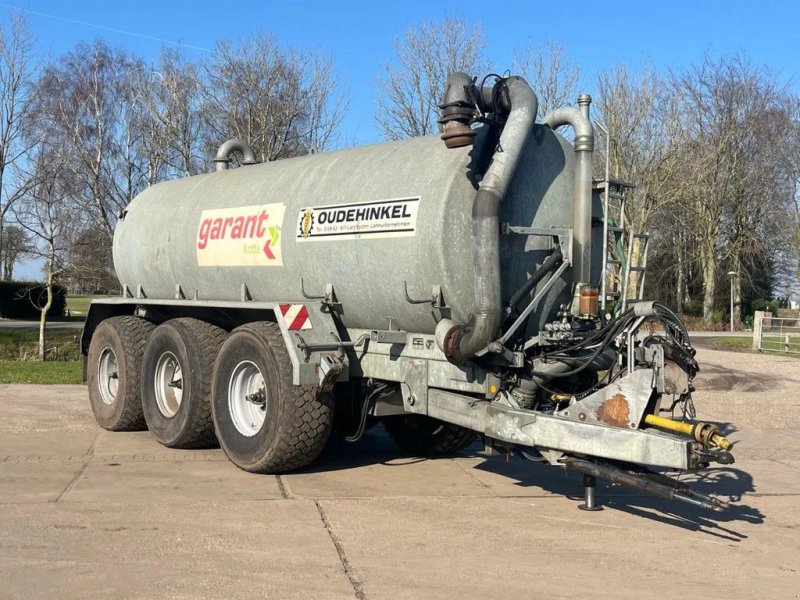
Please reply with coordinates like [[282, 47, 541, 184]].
[[0, 281, 67, 319]]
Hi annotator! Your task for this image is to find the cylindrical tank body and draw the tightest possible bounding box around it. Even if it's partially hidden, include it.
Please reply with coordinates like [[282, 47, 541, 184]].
[[114, 126, 575, 334]]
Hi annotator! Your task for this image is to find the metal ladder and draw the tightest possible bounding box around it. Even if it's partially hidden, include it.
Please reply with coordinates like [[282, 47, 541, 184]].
[[597, 178, 648, 314], [620, 230, 650, 312]]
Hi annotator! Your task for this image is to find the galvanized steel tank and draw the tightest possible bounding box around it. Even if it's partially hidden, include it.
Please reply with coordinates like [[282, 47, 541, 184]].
[[113, 126, 575, 334]]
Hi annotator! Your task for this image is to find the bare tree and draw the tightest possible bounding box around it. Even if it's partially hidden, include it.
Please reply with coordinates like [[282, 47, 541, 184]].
[[200, 33, 347, 162], [141, 49, 205, 178], [513, 41, 580, 117], [0, 224, 32, 280], [60, 226, 117, 294], [374, 17, 488, 140], [671, 55, 796, 323], [33, 41, 147, 240], [0, 13, 35, 280], [777, 97, 800, 296], [14, 143, 79, 359], [595, 64, 679, 307]]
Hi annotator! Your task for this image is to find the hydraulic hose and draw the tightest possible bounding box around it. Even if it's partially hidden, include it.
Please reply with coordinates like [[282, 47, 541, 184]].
[[507, 247, 563, 319]]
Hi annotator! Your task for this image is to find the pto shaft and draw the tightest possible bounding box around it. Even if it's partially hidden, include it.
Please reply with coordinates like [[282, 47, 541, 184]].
[[644, 414, 731, 450]]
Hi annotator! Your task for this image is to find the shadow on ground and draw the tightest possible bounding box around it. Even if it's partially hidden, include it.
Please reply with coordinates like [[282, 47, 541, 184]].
[[305, 424, 764, 543]]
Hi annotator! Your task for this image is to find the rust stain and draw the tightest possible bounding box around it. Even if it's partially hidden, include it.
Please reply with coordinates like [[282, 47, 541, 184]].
[[596, 394, 630, 427]]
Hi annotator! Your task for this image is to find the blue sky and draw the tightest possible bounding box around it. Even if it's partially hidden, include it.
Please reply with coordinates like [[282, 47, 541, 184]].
[[4, 0, 800, 278], [3, 0, 800, 144]]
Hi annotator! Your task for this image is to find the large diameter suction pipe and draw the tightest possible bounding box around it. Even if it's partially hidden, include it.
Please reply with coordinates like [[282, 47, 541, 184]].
[[213, 138, 260, 172], [541, 96, 595, 288], [436, 74, 539, 364]]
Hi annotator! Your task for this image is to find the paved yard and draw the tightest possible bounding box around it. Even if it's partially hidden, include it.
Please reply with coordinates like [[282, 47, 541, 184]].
[[0, 346, 798, 599]]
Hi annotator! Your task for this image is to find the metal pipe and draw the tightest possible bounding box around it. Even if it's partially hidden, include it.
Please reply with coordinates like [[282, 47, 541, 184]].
[[437, 75, 539, 363], [213, 138, 259, 172], [541, 98, 595, 289], [594, 121, 611, 312], [564, 457, 725, 511]]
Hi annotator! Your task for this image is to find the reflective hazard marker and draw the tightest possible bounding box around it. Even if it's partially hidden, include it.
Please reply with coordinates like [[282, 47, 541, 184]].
[[279, 304, 312, 330]]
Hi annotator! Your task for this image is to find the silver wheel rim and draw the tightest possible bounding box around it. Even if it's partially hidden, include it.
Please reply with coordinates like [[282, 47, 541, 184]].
[[154, 351, 183, 418], [228, 360, 267, 437], [97, 347, 119, 405]]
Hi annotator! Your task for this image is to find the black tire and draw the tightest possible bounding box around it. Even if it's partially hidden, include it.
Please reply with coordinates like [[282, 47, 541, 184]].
[[87, 315, 155, 431], [141, 318, 227, 449], [211, 321, 334, 473], [382, 415, 477, 456]]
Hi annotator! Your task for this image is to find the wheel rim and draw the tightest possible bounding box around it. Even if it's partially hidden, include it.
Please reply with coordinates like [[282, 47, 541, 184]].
[[97, 347, 119, 405], [154, 351, 183, 417], [228, 360, 267, 437]]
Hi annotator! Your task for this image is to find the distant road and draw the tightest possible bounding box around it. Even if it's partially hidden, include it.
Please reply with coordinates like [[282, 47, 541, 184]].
[[688, 331, 752, 338], [0, 320, 84, 330]]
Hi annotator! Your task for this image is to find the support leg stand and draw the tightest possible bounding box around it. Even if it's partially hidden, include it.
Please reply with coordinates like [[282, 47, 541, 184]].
[[578, 474, 603, 511]]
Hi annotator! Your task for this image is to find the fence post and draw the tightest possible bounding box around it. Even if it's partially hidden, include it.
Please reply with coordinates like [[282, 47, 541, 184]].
[[753, 311, 768, 351]]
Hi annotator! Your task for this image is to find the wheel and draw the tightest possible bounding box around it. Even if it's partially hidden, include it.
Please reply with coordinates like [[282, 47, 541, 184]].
[[382, 415, 477, 456], [141, 318, 227, 448], [211, 321, 334, 473], [87, 315, 155, 431]]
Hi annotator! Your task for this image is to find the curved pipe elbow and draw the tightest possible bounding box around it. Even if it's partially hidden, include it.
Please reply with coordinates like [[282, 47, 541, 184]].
[[479, 76, 539, 198], [214, 138, 259, 171], [541, 106, 594, 152]]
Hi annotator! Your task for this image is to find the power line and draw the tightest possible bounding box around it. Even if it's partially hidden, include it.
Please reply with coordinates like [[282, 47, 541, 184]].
[[0, 3, 212, 53]]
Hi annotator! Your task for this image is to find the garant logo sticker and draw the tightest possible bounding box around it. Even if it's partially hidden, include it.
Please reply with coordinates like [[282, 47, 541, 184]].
[[296, 197, 419, 242], [196, 203, 285, 266]]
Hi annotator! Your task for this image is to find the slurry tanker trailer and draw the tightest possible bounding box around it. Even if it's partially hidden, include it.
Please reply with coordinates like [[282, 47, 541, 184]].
[[82, 72, 735, 510]]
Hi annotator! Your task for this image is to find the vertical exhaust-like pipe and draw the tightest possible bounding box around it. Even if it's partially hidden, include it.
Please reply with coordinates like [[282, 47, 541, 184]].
[[435, 74, 539, 363], [541, 97, 595, 289]]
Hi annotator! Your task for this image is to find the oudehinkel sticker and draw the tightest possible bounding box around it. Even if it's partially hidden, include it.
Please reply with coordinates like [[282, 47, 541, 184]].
[[296, 197, 419, 242], [196, 203, 285, 266]]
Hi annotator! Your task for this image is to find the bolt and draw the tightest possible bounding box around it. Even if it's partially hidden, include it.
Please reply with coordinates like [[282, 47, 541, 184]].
[[407, 396, 416, 406]]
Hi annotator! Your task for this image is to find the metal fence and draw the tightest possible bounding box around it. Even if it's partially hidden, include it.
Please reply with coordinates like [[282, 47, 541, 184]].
[[756, 315, 800, 355]]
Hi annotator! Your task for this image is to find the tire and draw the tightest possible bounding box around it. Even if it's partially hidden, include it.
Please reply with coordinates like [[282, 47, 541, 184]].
[[87, 315, 155, 431], [141, 318, 227, 449], [211, 321, 334, 473], [382, 415, 477, 456]]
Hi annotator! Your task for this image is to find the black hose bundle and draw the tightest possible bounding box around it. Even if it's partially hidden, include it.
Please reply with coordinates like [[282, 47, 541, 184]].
[[530, 303, 697, 383], [506, 246, 563, 322]]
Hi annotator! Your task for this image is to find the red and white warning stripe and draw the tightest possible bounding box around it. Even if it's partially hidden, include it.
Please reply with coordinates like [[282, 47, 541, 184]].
[[279, 304, 312, 330]]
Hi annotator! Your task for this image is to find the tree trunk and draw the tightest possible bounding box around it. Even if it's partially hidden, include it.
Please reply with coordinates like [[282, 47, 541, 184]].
[[675, 233, 685, 313], [700, 243, 717, 324], [0, 212, 5, 281], [38, 253, 55, 361]]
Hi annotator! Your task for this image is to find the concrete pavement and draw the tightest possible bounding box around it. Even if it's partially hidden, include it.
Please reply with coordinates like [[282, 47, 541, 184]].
[[1, 346, 799, 599]]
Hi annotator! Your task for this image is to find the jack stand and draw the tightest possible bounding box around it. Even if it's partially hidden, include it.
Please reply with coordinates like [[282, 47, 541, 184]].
[[578, 474, 603, 511]]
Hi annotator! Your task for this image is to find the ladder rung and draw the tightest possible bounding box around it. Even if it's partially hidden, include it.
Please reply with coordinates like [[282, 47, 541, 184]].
[[606, 259, 621, 265], [605, 291, 621, 297], [607, 226, 624, 233], [632, 233, 650, 239]]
